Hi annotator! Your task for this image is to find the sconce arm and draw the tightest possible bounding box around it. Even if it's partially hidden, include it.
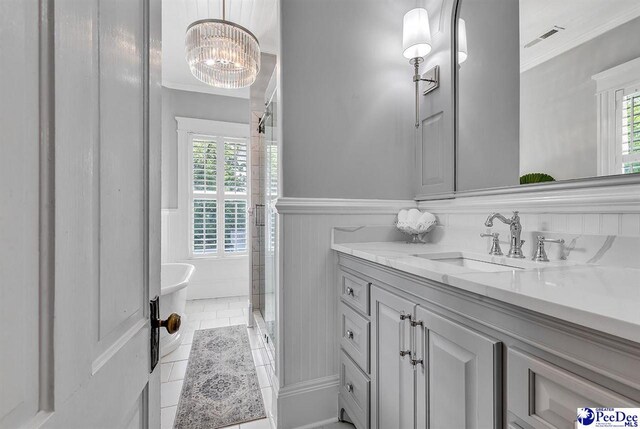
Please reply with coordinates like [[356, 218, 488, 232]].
[[409, 57, 438, 127], [414, 75, 437, 83]]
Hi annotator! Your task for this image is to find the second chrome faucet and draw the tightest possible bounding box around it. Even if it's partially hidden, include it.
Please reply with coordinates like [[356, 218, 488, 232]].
[[484, 211, 525, 258]]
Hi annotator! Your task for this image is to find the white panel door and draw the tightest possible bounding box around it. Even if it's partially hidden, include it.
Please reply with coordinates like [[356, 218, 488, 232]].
[[415, 306, 502, 429], [370, 286, 416, 429], [0, 0, 162, 427], [0, 0, 41, 427]]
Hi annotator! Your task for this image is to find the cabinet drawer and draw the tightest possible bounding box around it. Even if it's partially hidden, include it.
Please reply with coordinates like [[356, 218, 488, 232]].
[[340, 271, 370, 315], [340, 302, 370, 373], [340, 351, 370, 429], [508, 348, 638, 429]]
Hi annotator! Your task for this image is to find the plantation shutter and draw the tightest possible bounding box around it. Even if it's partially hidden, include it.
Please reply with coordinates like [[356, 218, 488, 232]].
[[224, 138, 248, 193], [190, 134, 248, 256], [621, 91, 640, 174]]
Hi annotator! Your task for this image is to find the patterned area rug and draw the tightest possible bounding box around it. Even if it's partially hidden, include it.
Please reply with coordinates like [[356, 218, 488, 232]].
[[174, 325, 266, 429]]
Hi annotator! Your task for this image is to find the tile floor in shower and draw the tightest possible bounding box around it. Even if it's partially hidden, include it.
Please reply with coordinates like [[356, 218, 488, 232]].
[[160, 296, 354, 429]]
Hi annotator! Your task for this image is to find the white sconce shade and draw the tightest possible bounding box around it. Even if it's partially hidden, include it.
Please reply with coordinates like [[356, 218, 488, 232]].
[[458, 18, 468, 64], [403, 8, 432, 59]]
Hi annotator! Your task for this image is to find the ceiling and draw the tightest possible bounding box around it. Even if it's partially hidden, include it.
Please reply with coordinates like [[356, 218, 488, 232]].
[[162, 0, 278, 98], [520, 0, 640, 72]]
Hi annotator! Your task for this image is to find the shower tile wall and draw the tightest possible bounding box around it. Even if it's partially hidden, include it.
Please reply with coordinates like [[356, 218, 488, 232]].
[[251, 111, 265, 318]]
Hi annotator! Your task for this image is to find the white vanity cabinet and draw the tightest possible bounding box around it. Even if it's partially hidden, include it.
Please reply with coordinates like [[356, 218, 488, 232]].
[[338, 269, 372, 429], [369, 285, 501, 429], [370, 286, 416, 429], [337, 253, 640, 429], [414, 305, 502, 429], [507, 348, 638, 429]]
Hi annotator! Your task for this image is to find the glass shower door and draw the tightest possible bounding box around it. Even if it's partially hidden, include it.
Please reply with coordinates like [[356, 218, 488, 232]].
[[262, 79, 278, 347]]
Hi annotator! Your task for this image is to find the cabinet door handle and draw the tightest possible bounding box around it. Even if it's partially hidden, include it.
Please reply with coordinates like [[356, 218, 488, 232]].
[[345, 383, 353, 393], [400, 350, 411, 357], [400, 313, 411, 321], [345, 330, 354, 339], [410, 319, 425, 368], [345, 287, 354, 296]]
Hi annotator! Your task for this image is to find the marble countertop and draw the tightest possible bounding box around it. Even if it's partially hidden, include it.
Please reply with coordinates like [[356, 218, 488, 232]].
[[332, 240, 640, 344]]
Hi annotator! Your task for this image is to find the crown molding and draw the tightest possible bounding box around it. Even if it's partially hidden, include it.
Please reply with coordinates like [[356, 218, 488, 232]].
[[520, 5, 640, 73]]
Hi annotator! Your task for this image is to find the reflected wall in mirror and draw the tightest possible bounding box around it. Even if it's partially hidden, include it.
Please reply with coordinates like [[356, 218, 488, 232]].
[[456, 0, 640, 192]]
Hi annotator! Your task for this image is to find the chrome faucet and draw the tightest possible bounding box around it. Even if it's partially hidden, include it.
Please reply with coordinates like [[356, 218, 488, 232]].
[[484, 211, 525, 258]]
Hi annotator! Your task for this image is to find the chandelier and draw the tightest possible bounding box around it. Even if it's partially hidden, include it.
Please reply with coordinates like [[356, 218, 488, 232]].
[[185, 0, 261, 89]]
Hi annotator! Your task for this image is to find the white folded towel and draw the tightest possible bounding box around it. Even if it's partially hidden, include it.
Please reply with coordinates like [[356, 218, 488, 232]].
[[407, 208, 422, 224], [417, 211, 436, 228], [396, 209, 437, 234]]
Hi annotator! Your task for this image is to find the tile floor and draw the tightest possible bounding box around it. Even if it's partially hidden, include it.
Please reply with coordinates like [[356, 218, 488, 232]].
[[160, 296, 354, 429]]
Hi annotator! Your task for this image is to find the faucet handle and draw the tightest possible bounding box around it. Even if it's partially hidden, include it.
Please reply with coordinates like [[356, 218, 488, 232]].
[[533, 236, 565, 262], [480, 232, 499, 239], [481, 233, 503, 256], [538, 235, 564, 245]]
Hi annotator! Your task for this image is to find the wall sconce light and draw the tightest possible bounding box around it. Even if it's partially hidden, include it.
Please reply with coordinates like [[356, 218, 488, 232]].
[[403, 8, 438, 128], [458, 18, 468, 64]]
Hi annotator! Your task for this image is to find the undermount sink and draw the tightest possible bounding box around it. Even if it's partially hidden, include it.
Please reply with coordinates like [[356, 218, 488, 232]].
[[413, 252, 527, 272]]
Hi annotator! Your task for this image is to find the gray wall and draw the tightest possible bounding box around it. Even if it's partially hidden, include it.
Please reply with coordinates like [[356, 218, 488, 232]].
[[161, 87, 249, 208], [521, 16, 640, 181], [457, 0, 520, 191], [280, 0, 417, 199]]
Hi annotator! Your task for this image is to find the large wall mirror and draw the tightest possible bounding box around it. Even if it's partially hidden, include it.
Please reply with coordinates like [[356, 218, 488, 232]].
[[455, 0, 640, 193]]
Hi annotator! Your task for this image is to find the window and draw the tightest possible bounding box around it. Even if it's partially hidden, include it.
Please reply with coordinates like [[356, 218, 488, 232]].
[[621, 91, 640, 174], [189, 134, 248, 257], [593, 58, 640, 176]]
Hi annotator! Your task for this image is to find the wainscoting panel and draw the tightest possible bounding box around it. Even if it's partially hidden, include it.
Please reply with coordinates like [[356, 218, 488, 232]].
[[280, 212, 398, 384], [275, 198, 414, 427]]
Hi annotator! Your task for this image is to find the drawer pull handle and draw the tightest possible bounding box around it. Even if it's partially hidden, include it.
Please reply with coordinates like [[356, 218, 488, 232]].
[[345, 287, 354, 296], [400, 350, 411, 357], [400, 313, 411, 321], [411, 358, 423, 366], [346, 330, 354, 339], [410, 320, 423, 327], [346, 383, 353, 393]]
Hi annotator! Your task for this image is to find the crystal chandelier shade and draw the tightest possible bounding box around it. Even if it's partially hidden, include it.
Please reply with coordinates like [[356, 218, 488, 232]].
[[185, 19, 261, 89]]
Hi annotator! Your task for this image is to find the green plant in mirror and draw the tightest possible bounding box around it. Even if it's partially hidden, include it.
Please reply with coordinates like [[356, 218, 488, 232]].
[[520, 173, 556, 185]]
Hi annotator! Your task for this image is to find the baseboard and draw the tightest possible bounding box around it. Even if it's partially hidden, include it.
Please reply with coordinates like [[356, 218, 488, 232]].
[[294, 417, 340, 429], [276, 375, 340, 429]]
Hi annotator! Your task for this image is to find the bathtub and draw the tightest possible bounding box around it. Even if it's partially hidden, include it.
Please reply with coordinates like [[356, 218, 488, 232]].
[[160, 263, 195, 357]]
